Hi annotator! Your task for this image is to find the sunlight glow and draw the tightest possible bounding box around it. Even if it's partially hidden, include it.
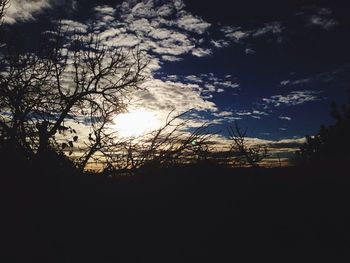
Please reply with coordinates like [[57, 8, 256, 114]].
[[113, 108, 161, 138]]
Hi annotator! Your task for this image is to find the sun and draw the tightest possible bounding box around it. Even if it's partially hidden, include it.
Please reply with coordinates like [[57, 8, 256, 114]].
[[113, 108, 161, 138]]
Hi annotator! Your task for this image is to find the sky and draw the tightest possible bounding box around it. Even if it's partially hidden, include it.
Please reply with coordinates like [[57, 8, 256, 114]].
[[3, 0, 350, 150]]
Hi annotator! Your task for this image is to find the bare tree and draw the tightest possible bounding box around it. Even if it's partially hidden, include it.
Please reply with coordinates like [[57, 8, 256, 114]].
[[136, 111, 212, 170], [0, 0, 9, 45], [0, 24, 148, 165], [227, 122, 268, 167], [0, 0, 9, 22], [93, 110, 214, 174]]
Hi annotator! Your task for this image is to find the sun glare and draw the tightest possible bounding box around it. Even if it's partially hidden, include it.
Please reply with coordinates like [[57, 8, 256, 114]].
[[113, 108, 161, 138]]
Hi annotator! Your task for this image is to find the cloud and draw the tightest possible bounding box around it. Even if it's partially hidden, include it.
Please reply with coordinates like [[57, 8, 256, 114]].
[[176, 13, 211, 34], [245, 48, 256, 55], [302, 6, 338, 30], [159, 73, 240, 96], [262, 90, 323, 107], [280, 80, 291, 86], [94, 5, 116, 16], [191, 47, 212, 57], [279, 78, 311, 87], [265, 137, 305, 149], [236, 111, 252, 116], [217, 135, 305, 152], [133, 79, 217, 115], [309, 15, 338, 30], [213, 111, 234, 118], [219, 21, 284, 53], [161, 55, 183, 62], [210, 112, 242, 124], [4, 0, 51, 24], [92, 1, 214, 61], [279, 116, 292, 121], [252, 22, 283, 37], [211, 39, 230, 48], [60, 19, 88, 33], [4, 0, 78, 24], [220, 22, 284, 43], [252, 110, 268, 116], [221, 26, 251, 42], [232, 110, 268, 120], [184, 75, 203, 83]]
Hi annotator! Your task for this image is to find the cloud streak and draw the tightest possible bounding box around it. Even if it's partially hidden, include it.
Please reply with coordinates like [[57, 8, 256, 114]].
[[262, 90, 323, 107]]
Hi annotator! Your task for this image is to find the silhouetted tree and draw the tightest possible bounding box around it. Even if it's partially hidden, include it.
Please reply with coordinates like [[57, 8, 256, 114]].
[[0, 0, 9, 22], [0, 0, 9, 44], [96, 111, 213, 173], [296, 96, 350, 164], [0, 24, 148, 169], [227, 122, 268, 167]]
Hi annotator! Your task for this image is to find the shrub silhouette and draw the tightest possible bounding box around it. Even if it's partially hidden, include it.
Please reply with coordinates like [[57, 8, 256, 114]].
[[227, 122, 268, 167], [296, 96, 350, 164]]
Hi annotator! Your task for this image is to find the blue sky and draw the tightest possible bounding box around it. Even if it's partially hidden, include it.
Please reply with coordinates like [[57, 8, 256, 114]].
[[3, 0, 350, 143]]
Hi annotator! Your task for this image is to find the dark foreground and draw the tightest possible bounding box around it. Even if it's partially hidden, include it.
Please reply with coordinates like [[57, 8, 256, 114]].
[[3, 163, 350, 262]]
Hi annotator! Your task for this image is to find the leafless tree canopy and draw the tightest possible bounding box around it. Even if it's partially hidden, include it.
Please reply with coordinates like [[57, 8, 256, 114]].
[[0, 24, 148, 166], [85, 110, 214, 173], [0, 0, 9, 21]]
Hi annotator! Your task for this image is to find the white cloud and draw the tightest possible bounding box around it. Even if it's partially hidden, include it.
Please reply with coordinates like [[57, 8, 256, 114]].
[[211, 39, 230, 48], [219, 21, 284, 53], [302, 6, 338, 30], [162, 73, 240, 95], [252, 110, 268, 116], [134, 79, 218, 115], [94, 5, 116, 16], [156, 3, 175, 17], [252, 22, 283, 37], [60, 19, 88, 33], [161, 55, 183, 62], [213, 111, 234, 117], [279, 116, 292, 121], [280, 80, 290, 86], [176, 13, 211, 34], [185, 75, 203, 83], [221, 26, 251, 42], [4, 0, 51, 24], [107, 33, 140, 47], [95, 2, 210, 59], [236, 111, 252, 116], [245, 48, 256, 55], [262, 90, 322, 107], [191, 47, 212, 57], [4, 0, 79, 24], [280, 78, 311, 87], [149, 27, 175, 40], [309, 15, 338, 30], [173, 0, 185, 11]]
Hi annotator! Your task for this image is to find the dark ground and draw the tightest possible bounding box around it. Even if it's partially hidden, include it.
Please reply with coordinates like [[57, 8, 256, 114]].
[[3, 163, 350, 262]]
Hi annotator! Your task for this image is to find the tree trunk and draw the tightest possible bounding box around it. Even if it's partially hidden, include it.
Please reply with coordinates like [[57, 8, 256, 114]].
[[36, 121, 49, 157]]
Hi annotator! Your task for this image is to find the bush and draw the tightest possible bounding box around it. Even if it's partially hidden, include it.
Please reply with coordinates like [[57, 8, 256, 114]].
[[296, 96, 350, 165]]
